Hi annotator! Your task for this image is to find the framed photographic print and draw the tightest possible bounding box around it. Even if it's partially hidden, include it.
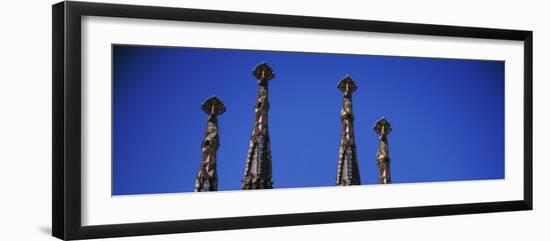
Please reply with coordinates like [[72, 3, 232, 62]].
[[52, 1, 533, 240]]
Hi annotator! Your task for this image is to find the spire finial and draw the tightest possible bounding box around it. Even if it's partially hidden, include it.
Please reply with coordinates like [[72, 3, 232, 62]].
[[252, 61, 275, 83], [337, 75, 357, 96], [374, 117, 392, 135], [201, 96, 226, 116]]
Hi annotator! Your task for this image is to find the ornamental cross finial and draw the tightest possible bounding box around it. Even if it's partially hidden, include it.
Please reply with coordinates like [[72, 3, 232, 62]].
[[337, 74, 357, 97], [374, 117, 392, 136], [201, 96, 226, 116], [252, 61, 275, 84]]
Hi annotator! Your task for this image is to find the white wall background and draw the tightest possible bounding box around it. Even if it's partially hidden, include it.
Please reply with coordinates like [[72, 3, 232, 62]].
[[0, 0, 547, 240]]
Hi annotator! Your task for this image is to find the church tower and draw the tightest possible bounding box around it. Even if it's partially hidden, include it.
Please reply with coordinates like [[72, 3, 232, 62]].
[[194, 96, 226, 192], [336, 75, 361, 186], [374, 117, 392, 184], [241, 62, 275, 190]]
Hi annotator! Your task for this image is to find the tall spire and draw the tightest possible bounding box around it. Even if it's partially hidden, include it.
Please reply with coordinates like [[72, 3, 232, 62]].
[[194, 96, 226, 192], [241, 62, 275, 190], [374, 117, 392, 184], [336, 75, 361, 186]]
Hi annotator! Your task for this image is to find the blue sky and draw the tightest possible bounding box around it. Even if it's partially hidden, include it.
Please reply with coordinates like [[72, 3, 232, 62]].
[[112, 45, 504, 195]]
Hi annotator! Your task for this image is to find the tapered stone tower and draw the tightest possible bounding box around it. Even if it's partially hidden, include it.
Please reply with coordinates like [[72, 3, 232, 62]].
[[336, 75, 361, 186], [194, 96, 226, 192], [241, 62, 275, 190], [374, 117, 392, 184]]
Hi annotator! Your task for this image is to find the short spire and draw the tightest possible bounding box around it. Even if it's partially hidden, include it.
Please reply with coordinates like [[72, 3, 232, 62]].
[[374, 117, 392, 184], [195, 96, 226, 192], [336, 75, 361, 186], [242, 62, 275, 190]]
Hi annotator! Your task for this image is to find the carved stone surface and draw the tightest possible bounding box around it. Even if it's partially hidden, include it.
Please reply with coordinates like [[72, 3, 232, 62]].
[[194, 96, 226, 192], [241, 62, 275, 190], [374, 117, 392, 184], [336, 75, 361, 186]]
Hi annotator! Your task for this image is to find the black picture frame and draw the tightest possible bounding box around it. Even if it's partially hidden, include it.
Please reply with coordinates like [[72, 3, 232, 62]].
[[52, 1, 533, 240]]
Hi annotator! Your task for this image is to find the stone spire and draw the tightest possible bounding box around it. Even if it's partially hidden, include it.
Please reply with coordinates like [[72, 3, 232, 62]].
[[194, 96, 226, 192], [241, 62, 275, 190], [374, 117, 392, 184], [336, 75, 361, 186]]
